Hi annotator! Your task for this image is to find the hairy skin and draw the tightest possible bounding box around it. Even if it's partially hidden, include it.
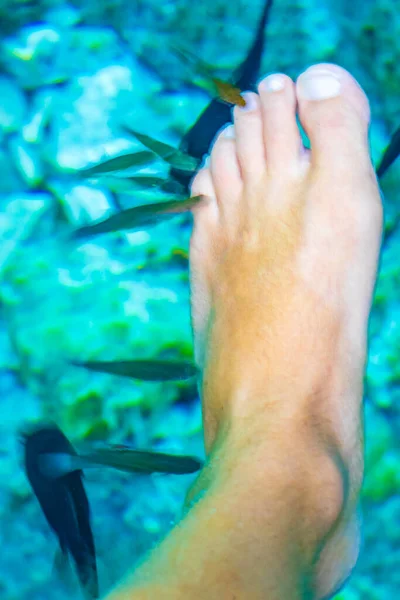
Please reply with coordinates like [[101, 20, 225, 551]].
[[104, 64, 382, 600]]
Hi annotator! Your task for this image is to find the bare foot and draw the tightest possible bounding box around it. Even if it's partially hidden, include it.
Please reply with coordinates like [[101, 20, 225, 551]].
[[189, 64, 382, 599]]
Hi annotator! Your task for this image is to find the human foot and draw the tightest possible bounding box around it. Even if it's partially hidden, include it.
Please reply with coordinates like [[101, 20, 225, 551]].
[[189, 64, 382, 598]]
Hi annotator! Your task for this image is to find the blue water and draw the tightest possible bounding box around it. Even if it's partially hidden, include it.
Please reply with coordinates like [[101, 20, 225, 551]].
[[0, 0, 399, 598]]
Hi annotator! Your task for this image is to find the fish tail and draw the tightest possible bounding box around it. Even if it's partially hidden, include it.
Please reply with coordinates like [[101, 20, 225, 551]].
[[235, 0, 273, 89]]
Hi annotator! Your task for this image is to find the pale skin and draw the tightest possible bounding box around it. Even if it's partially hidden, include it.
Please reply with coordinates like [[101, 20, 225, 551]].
[[105, 64, 383, 599]]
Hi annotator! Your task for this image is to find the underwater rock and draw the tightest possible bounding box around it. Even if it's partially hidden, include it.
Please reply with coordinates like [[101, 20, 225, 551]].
[[363, 450, 400, 503], [0, 148, 24, 193], [0, 75, 27, 134], [45, 65, 147, 171], [21, 90, 53, 145], [148, 89, 209, 137], [0, 221, 193, 440], [9, 136, 44, 188], [2, 23, 125, 90], [44, 3, 81, 29], [0, 193, 52, 276], [48, 181, 115, 225], [2, 25, 62, 88], [358, 0, 400, 127]]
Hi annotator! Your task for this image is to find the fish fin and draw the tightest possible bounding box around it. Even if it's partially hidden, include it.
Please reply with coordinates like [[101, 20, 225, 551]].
[[68, 472, 99, 599], [53, 547, 76, 591], [171, 45, 214, 77], [39, 452, 89, 478], [234, 0, 273, 88], [376, 126, 400, 179]]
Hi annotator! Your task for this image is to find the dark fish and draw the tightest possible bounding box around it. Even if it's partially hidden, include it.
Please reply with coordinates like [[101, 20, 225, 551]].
[[70, 358, 198, 381], [40, 444, 203, 477], [22, 425, 98, 599], [124, 127, 200, 172], [172, 46, 246, 107], [172, 0, 273, 188], [70, 195, 204, 240], [374, 126, 400, 244], [117, 175, 169, 188], [376, 125, 400, 179], [78, 151, 155, 177]]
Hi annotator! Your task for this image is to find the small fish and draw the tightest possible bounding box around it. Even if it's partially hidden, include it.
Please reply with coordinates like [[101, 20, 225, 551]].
[[110, 175, 186, 196], [40, 444, 203, 477], [78, 151, 155, 177], [211, 78, 246, 107], [376, 125, 400, 179], [70, 195, 204, 240], [23, 425, 98, 599], [70, 358, 198, 381], [172, 46, 246, 107], [171, 0, 273, 188], [117, 175, 168, 188], [89, 175, 185, 198], [172, 248, 189, 261], [124, 127, 200, 172]]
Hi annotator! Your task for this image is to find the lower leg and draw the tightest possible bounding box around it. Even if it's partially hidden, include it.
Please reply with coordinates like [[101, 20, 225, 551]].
[[107, 411, 345, 600]]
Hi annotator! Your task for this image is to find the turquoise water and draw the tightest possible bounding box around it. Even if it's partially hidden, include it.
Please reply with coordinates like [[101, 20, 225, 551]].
[[0, 0, 399, 598]]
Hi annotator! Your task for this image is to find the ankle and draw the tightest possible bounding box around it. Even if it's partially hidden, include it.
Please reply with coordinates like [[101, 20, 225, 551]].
[[187, 412, 347, 546]]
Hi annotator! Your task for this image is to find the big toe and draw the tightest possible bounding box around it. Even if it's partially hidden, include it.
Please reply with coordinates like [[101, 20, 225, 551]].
[[296, 64, 372, 172]]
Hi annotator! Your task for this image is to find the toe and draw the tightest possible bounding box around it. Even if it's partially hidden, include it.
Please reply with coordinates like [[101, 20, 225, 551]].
[[209, 124, 243, 207], [190, 166, 220, 230], [233, 92, 266, 185], [258, 73, 302, 175], [296, 64, 372, 172], [189, 167, 218, 368]]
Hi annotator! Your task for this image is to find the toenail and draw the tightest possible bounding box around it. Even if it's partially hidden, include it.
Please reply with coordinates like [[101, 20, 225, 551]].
[[297, 68, 341, 101], [239, 92, 258, 112], [222, 124, 235, 138], [259, 74, 286, 92]]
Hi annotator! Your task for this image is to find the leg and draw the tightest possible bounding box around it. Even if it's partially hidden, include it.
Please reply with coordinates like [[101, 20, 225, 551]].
[[104, 65, 382, 600]]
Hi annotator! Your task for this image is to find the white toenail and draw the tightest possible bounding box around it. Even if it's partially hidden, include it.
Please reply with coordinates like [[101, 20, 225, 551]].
[[222, 125, 235, 138], [298, 69, 341, 101], [239, 92, 257, 112], [260, 74, 286, 92]]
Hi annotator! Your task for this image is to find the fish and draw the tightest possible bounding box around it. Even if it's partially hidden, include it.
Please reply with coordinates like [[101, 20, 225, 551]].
[[211, 78, 247, 107], [90, 175, 185, 197], [373, 126, 400, 244], [115, 175, 169, 188], [70, 195, 204, 240], [124, 127, 200, 172], [22, 425, 98, 599], [119, 175, 186, 196], [172, 46, 246, 107], [376, 125, 400, 179], [70, 358, 198, 381], [78, 151, 155, 177], [172, 248, 189, 261], [40, 444, 203, 477], [171, 0, 273, 188]]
